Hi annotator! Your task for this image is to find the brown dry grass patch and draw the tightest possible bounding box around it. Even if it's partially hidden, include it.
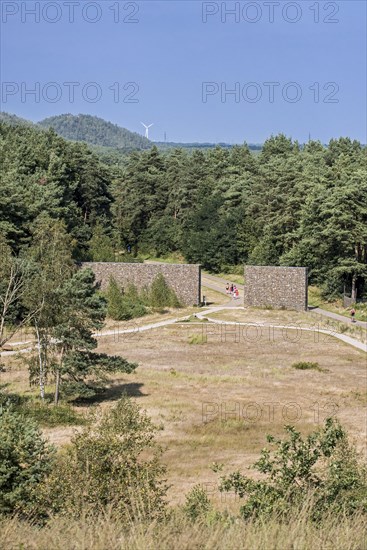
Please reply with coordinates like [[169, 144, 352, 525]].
[[1, 309, 366, 507]]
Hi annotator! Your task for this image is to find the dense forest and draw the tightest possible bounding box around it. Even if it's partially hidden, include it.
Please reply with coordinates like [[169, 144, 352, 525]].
[[1, 120, 366, 299]]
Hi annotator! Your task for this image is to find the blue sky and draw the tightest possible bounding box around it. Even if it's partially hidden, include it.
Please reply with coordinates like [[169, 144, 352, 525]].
[[1, 1, 366, 143]]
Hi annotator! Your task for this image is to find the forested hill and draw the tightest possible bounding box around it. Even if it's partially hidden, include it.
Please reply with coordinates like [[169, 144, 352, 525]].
[[38, 114, 151, 151], [1, 119, 366, 299], [0, 112, 35, 127], [1, 112, 259, 153]]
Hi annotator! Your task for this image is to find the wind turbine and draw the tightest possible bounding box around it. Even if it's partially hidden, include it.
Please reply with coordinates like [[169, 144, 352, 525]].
[[141, 122, 153, 140]]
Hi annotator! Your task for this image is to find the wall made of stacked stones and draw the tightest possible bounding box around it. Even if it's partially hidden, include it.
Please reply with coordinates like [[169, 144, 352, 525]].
[[244, 266, 308, 311], [80, 262, 201, 306]]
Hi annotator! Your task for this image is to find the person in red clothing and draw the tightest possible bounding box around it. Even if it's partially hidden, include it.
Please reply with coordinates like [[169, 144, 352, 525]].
[[350, 307, 356, 323]]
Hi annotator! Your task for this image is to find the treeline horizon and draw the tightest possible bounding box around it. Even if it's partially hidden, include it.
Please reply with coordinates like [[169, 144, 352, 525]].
[[0, 111, 266, 155], [1, 120, 366, 298]]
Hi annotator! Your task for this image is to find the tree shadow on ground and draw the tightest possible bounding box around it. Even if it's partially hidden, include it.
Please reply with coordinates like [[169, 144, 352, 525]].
[[73, 381, 147, 406], [0, 384, 31, 406]]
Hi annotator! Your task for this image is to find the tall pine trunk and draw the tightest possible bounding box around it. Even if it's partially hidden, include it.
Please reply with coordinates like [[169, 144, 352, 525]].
[[54, 346, 65, 406], [351, 274, 357, 303]]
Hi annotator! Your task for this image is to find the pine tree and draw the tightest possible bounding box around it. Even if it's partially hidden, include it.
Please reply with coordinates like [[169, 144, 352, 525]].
[[52, 268, 136, 403], [0, 405, 55, 516], [88, 222, 115, 262]]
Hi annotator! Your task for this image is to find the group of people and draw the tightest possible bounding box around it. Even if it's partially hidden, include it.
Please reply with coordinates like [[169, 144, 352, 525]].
[[226, 283, 240, 300]]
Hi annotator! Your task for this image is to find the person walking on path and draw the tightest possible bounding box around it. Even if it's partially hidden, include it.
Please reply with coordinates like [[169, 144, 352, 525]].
[[231, 285, 239, 299], [350, 307, 356, 323]]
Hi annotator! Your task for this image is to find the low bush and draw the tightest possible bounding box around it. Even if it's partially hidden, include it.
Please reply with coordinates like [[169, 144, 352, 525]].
[[40, 397, 168, 521], [149, 273, 182, 310], [220, 418, 367, 520], [184, 485, 213, 521]]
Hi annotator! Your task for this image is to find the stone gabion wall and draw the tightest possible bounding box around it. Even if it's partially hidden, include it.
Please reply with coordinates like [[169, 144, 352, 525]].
[[244, 266, 308, 311], [80, 262, 202, 306]]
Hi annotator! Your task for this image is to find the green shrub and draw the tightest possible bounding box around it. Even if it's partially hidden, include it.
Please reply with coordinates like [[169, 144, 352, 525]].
[[106, 277, 147, 320], [41, 397, 167, 521], [0, 406, 55, 516], [106, 275, 181, 319], [60, 381, 102, 401], [188, 334, 207, 345], [220, 418, 367, 520], [184, 485, 213, 521], [149, 273, 182, 310], [292, 361, 323, 371], [168, 288, 182, 308]]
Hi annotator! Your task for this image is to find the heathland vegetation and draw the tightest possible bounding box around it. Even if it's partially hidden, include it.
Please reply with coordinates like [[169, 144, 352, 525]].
[[1, 397, 366, 548], [0, 115, 366, 547]]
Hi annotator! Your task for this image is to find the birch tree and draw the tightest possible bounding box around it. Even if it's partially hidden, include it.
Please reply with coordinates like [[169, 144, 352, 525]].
[[0, 235, 38, 356], [24, 216, 75, 400]]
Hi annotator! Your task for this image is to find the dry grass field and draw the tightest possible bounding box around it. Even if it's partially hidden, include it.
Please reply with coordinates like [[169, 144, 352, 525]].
[[1, 292, 367, 548], [2, 509, 366, 550], [95, 315, 366, 506], [1, 293, 366, 512]]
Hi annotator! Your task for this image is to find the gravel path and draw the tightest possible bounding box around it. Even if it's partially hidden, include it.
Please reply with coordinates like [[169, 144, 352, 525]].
[[311, 307, 367, 329], [203, 272, 367, 329], [1, 271, 365, 357]]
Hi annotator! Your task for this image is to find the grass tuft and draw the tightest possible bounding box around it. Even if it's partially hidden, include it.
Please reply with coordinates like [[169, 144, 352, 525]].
[[188, 334, 207, 345], [292, 361, 325, 372]]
